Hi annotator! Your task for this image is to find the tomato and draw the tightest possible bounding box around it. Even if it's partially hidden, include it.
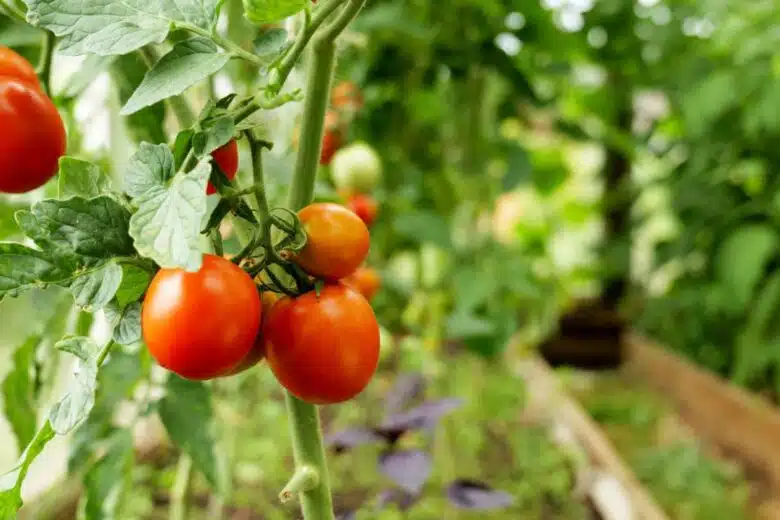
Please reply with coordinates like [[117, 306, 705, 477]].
[[344, 193, 379, 227], [294, 202, 370, 280], [263, 283, 380, 404], [330, 142, 382, 193], [0, 78, 66, 194], [342, 266, 381, 301], [331, 81, 363, 111], [320, 128, 342, 165], [207, 139, 239, 195], [0, 47, 39, 89], [142, 254, 262, 380], [223, 291, 279, 376]]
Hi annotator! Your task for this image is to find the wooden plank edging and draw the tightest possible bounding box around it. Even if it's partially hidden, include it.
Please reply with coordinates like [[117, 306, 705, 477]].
[[518, 357, 670, 520], [625, 332, 780, 492]]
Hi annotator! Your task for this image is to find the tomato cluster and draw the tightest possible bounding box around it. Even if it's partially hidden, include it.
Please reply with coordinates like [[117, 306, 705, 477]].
[[0, 47, 66, 194]]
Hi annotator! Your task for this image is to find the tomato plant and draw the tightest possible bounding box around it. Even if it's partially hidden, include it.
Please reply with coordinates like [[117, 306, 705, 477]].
[[0, 46, 40, 89], [207, 138, 239, 195], [330, 141, 382, 193], [344, 193, 379, 227], [342, 265, 381, 301], [0, 77, 65, 194], [294, 202, 370, 279], [142, 254, 261, 380], [263, 283, 380, 404]]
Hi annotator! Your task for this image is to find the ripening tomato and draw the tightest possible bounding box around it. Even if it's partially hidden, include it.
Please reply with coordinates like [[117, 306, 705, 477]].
[[342, 266, 381, 301], [330, 142, 382, 193], [294, 202, 370, 280], [320, 128, 342, 165], [207, 139, 239, 195], [0, 78, 66, 194], [0, 47, 40, 89], [142, 254, 262, 380], [344, 193, 379, 227], [223, 291, 279, 376], [331, 81, 363, 111], [263, 283, 380, 404]]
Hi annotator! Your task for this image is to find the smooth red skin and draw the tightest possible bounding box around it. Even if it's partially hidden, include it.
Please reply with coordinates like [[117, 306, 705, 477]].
[[319, 129, 341, 165], [142, 254, 262, 380], [343, 267, 381, 302], [345, 194, 379, 227], [263, 283, 380, 404], [223, 292, 278, 376], [207, 139, 239, 195], [295, 203, 370, 280], [0, 78, 66, 194], [0, 47, 40, 89]]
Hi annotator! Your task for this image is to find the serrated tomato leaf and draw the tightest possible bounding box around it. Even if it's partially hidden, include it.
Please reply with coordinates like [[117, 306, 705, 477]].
[[121, 38, 230, 116], [58, 157, 112, 199], [124, 143, 176, 198], [104, 302, 142, 345], [68, 261, 123, 311], [2, 336, 40, 454], [49, 337, 100, 434], [0, 243, 70, 300]]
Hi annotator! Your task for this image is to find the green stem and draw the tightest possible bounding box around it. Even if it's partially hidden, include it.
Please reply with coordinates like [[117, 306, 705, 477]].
[[245, 132, 271, 222], [36, 30, 55, 96], [280, 3, 364, 518], [0, 0, 26, 23], [170, 455, 194, 520], [96, 341, 117, 367], [139, 46, 197, 128], [178, 23, 266, 67]]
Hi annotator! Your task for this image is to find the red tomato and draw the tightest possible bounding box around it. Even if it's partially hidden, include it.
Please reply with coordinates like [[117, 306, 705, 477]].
[[0, 47, 40, 89], [294, 202, 370, 280], [207, 139, 239, 195], [224, 291, 279, 376], [0, 78, 66, 194], [142, 254, 262, 380], [263, 283, 380, 404], [342, 266, 381, 301], [320, 128, 342, 165], [344, 193, 379, 227], [331, 81, 363, 111]]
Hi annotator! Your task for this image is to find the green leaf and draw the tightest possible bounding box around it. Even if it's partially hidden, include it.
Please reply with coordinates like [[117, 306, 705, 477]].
[[121, 38, 230, 116], [17, 196, 134, 262], [2, 336, 40, 454], [0, 243, 69, 300], [453, 267, 498, 311], [254, 27, 288, 56], [0, 200, 28, 240], [192, 116, 235, 157], [114, 265, 152, 307], [81, 430, 133, 520], [129, 159, 211, 271], [446, 312, 496, 340], [58, 157, 111, 199], [173, 130, 195, 170], [25, 0, 221, 56], [392, 212, 452, 249], [0, 422, 55, 517], [68, 261, 123, 311], [49, 337, 100, 434], [158, 375, 222, 493], [104, 302, 142, 345], [716, 225, 778, 311], [112, 53, 167, 144], [124, 143, 176, 198], [243, 0, 307, 25], [734, 272, 780, 384]]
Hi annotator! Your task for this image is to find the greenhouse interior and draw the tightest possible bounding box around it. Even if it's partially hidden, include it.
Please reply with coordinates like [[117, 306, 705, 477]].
[[0, 0, 779, 518]]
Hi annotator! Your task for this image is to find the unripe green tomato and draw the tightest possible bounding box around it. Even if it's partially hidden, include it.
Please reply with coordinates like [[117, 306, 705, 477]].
[[387, 251, 420, 295], [330, 141, 382, 193]]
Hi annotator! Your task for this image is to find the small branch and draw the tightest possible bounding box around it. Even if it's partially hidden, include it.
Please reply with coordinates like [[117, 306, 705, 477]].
[[245, 131, 271, 224], [210, 227, 224, 256], [36, 31, 55, 96], [96, 341, 117, 367], [316, 0, 366, 43], [279, 465, 319, 503], [0, 0, 26, 23], [177, 23, 266, 67], [170, 455, 194, 520]]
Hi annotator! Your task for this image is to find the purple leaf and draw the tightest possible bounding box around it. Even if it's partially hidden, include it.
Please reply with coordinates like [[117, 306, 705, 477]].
[[384, 373, 426, 417], [375, 488, 419, 511], [326, 428, 385, 453], [380, 398, 464, 434], [446, 479, 514, 510], [378, 450, 432, 494]]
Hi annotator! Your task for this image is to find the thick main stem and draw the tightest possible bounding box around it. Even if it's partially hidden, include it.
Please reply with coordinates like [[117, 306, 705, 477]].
[[281, 24, 339, 520]]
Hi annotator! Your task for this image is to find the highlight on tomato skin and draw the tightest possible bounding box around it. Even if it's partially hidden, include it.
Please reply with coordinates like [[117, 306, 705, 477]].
[[262, 283, 380, 404], [141, 254, 262, 380], [207, 139, 240, 195], [0, 46, 40, 90], [293, 202, 371, 280], [0, 77, 66, 194]]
